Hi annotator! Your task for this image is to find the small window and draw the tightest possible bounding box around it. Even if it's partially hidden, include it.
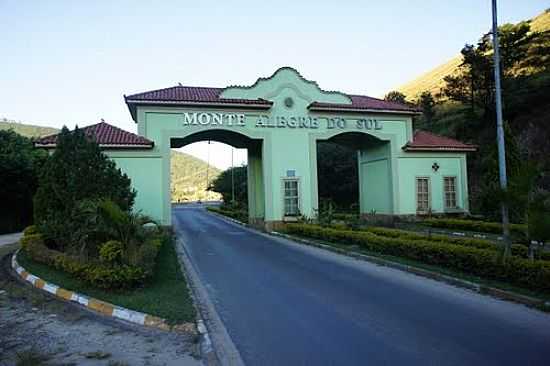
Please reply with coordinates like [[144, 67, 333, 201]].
[[284, 179, 299, 216], [416, 177, 430, 213], [444, 176, 457, 209]]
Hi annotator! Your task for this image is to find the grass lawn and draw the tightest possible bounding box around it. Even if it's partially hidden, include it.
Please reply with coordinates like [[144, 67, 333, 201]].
[[17, 236, 196, 325], [286, 233, 550, 305]]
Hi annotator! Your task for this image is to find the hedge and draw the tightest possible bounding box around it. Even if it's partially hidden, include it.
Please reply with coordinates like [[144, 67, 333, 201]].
[[284, 224, 550, 293], [207, 207, 248, 223], [21, 233, 149, 289], [423, 218, 527, 237]]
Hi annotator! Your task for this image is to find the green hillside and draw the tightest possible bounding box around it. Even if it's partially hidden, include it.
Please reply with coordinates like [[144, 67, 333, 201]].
[[0, 119, 59, 137], [396, 9, 550, 99], [0, 119, 219, 202], [171, 150, 221, 202]]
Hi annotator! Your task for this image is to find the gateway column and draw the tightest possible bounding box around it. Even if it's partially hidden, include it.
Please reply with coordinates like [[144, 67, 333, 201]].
[[247, 143, 265, 228]]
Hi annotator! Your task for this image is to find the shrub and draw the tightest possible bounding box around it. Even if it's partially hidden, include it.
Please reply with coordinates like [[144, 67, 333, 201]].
[[34, 126, 135, 251], [22, 233, 147, 289], [21, 233, 60, 266], [99, 240, 123, 264], [364, 226, 496, 251], [23, 225, 39, 236], [135, 239, 161, 276], [207, 207, 248, 223], [283, 224, 550, 293], [423, 218, 527, 237]]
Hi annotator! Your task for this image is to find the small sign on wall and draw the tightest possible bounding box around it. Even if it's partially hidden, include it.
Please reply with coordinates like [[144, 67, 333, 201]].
[[286, 170, 296, 177]]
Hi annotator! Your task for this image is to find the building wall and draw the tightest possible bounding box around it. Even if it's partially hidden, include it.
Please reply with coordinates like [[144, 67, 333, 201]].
[[395, 154, 468, 214], [106, 150, 164, 223]]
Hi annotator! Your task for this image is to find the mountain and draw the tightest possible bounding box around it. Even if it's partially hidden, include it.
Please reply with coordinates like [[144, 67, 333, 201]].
[[0, 119, 220, 202], [396, 9, 550, 99], [171, 150, 221, 202]]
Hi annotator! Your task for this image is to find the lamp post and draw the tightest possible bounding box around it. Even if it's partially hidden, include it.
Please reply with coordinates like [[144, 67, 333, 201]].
[[491, 0, 511, 255]]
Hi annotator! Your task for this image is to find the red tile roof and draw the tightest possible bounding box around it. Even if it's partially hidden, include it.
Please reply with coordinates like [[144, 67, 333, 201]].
[[125, 86, 273, 107], [403, 130, 477, 152], [34, 121, 154, 149], [124, 86, 420, 115], [309, 95, 421, 113]]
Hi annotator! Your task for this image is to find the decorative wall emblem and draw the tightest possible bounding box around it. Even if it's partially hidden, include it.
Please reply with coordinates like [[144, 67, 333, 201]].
[[284, 97, 294, 109]]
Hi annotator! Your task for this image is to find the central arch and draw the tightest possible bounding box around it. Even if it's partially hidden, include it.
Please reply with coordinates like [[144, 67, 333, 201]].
[[170, 129, 266, 227]]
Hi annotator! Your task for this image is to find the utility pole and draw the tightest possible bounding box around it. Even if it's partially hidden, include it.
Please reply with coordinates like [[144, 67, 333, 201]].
[[231, 147, 235, 207], [491, 0, 511, 256], [206, 140, 211, 196]]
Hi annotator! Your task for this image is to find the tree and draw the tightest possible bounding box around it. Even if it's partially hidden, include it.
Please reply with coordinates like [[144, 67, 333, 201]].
[[384, 91, 408, 104], [418, 91, 436, 126], [317, 142, 358, 209], [0, 130, 46, 233], [442, 22, 540, 119], [209, 166, 247, 207], [34, 126, 136, 251]]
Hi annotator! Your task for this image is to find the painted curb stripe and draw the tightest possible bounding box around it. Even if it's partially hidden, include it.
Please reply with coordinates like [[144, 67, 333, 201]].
[[113, 308, 146, 325], [43, 283, 59, 295], [10, 250, 195, 332]]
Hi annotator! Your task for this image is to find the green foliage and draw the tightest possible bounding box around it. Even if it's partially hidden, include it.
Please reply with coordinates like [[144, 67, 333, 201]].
[[364, 226, 496, 250], [384, 91, 408, 104], [34, 126, 136, 251], [22, 225, 38, 236], [171, 150, 221, 202], [209, 166, 248, 205], [0, 130, 47, 233], [284, 223, 550, 293], [18, 232, 196, 323], [526, 192, 550, 254], [423, 218, 527, 237], [22, 231, 146, 289], [99, 240, 123, 264], [207, 206, 248, 223], [135, 239, 162, 276], [316, 142, 358, 208], [417, 91, 436, 125]]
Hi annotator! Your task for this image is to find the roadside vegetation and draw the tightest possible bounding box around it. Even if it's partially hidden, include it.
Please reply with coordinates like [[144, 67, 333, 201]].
[[0, 129, 47, 234], [282, 223, 550, 296], [15, 126, 195, 323]]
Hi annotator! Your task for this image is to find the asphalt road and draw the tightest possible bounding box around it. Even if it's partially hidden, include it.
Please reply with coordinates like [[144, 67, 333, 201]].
[[173, 206, 550, 366]]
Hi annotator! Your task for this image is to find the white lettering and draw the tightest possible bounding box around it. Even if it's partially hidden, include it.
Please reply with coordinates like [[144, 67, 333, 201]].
[[183, 112, 197, 125]]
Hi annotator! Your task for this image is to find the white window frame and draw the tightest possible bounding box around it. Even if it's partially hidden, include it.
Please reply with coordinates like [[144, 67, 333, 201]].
[[282, 178, 300, 217], [415, 176, 431, 214], [443, 176, 458, 210]]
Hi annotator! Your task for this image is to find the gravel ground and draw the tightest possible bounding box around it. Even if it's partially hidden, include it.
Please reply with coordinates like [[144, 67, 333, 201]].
[[0, 244, 203, 366]]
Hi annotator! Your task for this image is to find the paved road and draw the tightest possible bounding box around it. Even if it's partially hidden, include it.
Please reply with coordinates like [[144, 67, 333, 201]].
[[0, 232, 22, 247], [173, 207, 550, 366]]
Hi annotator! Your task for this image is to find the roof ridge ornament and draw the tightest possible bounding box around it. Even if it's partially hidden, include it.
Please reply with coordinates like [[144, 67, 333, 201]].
[[220, 67, 352, 105]]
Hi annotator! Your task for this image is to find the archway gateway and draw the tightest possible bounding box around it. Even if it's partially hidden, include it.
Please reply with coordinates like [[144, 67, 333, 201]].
[[37, 67, 476, 230]]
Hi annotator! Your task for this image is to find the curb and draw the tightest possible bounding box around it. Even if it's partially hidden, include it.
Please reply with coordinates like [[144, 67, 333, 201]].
[[269, 231, 550, 311], [11, 250, 196, 333]]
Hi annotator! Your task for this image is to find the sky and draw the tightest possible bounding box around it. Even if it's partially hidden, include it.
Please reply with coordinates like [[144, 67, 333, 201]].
[[1, 0, 547, 169]]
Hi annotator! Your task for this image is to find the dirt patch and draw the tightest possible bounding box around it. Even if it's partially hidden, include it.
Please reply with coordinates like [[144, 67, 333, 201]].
[[0, 251, 202, 366]]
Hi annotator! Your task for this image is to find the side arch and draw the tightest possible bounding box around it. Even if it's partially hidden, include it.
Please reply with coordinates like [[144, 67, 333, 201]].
[[313, 131, 394, 217]]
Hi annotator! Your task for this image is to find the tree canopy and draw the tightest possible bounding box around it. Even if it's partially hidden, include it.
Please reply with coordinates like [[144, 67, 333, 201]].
[[34, 126, 135, 250]]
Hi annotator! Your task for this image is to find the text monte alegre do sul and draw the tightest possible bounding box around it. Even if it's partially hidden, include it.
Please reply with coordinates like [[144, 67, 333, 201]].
[[182, 112, 382, 130]]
